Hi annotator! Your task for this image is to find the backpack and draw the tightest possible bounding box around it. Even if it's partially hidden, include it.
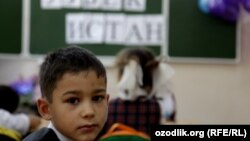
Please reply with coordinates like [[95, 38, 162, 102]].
[[0, 126, 21, 141], [99, 123, 150, 141]]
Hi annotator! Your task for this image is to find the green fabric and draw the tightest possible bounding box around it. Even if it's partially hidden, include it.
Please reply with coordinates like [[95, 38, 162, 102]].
[[100, 135, 149, 141]]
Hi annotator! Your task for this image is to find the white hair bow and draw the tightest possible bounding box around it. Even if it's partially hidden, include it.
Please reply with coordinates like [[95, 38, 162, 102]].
[[117, 60, 146, 100], [148, 61, 176, 121]]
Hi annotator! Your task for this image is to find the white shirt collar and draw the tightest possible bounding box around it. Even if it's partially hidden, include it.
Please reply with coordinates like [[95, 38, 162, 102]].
[[48, 122, 72, 141]]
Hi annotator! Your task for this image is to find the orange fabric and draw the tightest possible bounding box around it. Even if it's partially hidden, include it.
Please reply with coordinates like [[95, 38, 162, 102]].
[[101, 123, 150, 140]]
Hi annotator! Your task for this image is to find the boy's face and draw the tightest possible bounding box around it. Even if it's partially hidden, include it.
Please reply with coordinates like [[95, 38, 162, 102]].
[[40, 71, 109, 141]]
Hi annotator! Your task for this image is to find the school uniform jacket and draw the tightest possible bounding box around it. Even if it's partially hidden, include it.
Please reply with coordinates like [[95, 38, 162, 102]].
[[23, 122, 102, 141], [23, 127, 60, 141]]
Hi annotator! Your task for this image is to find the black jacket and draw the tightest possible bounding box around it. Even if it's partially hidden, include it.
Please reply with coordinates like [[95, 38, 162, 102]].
[[23, 128, 59, 141]]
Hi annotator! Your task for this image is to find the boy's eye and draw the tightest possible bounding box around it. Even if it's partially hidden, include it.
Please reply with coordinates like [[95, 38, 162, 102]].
[[92, 95, 105, 102], [66, 98, 79, 105]]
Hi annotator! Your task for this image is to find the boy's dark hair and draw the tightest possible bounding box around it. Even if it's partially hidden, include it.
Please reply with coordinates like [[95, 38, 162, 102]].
[[0, 85, 20, 113], [39, 45, 106, 103], [115, 47, 156, 91]]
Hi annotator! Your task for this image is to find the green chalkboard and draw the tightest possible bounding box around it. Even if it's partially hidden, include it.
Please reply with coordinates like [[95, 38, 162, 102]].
[[29, 0, 162, 56], [0, 1, 22, 54], [168, 0, 237, 61]]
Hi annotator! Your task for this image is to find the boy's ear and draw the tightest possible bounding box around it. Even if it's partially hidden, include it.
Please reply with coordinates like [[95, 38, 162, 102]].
[[37, 98, 51, 120]]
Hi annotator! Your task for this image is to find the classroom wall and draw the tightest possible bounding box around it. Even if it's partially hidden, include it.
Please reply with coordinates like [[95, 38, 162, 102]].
[[169, 10, 250, 124], [0, 9, 249, 124], [0, 59, 40, 84]]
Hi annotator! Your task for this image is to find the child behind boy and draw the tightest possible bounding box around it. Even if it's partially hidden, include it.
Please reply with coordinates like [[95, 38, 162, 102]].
[[105, 47, 162, 135], [0, 85, 41, 141], [23, 46, 109, 141]]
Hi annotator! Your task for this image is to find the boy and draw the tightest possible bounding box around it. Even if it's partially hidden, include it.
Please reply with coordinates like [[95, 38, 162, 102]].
[[23, 46, 109, 141]]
